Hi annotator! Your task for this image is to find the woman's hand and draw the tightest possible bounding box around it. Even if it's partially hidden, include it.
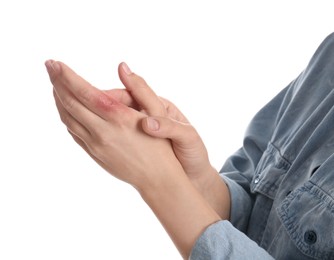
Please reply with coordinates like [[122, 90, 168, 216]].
[[107, 63, 214, 184], [107, 63, 230, 219], [45, 60, 183, 191], [45, 60, 223, 259]]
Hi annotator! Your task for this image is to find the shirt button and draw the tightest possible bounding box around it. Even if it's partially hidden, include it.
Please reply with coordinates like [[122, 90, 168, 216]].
[[254, 177, 260, 184], [304, 230, 317, 245]]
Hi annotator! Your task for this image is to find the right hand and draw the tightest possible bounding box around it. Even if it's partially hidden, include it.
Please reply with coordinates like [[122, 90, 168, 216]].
[[106, 63, 219, 189], [107, 63, 231, 221]]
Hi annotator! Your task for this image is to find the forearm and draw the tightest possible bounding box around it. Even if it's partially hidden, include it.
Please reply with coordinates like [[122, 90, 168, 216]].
[[139, 164, 221, 259]]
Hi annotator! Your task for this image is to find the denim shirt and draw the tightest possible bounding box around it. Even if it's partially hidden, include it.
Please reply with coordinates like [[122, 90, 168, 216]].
[[190, 33, 334, 260]]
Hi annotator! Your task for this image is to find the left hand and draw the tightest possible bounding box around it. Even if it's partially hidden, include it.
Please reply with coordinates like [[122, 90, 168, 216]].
[[105, 64, 215, 187], [45, 60, 183, 191], [106, 64, 230, 220]]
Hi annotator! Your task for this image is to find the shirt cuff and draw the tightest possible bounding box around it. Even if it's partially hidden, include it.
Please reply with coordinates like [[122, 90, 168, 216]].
[[189, 220, 274, 260], [220, 175, 253, 232]]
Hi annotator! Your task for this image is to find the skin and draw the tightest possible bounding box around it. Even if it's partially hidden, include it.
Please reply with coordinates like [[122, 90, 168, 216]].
[[108, 63, 230, 220], [45, 60, 230, 259]]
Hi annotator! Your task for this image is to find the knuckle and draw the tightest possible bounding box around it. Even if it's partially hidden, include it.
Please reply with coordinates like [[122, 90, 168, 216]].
[[62, 96, 76, 111], [60, 114, 77, 135], [78, 87, 92, 104], [172, 121, 196, 140], [91, 129, 111, 148], [88, 138, 109, 160], [88, 144, 101, 159], [59, 111, 70, 126], [186, 125, 199, 141], [96, 93, 115, 112]]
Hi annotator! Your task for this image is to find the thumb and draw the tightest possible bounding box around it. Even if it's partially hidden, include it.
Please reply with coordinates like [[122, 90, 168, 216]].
[[118, 62, 166, 116], [142, 116, 198, 145]]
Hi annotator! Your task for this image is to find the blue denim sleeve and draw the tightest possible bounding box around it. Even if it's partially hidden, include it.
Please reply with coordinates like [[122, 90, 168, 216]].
[[191, 33, 334, 259], [219, 83, 295, 232], [189, 71, 297, 259], [189, 220, 274, 260], [221, 175, 252, 231]]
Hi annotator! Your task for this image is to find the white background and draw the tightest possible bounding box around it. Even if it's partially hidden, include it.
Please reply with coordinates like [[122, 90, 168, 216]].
[[0, 1, 334, 259]]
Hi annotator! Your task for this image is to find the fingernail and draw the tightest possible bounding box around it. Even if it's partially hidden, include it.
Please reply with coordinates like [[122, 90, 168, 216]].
[[45, 60, 53, 73], [45, 60, 60, 73], [122, 62, 132, 75], [52, 61, 61, 72], [147, 117, 159, 131]]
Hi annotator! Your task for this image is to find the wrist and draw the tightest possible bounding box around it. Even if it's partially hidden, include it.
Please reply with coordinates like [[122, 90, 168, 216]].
[[190, 166, 231, 220], [138, 165, 221, 259], [133, 152, 186, 195], [189, 165, 219, 193]]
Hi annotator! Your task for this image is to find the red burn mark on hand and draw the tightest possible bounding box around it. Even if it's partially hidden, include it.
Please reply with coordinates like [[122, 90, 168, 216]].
[[96, 93, 117, 112]]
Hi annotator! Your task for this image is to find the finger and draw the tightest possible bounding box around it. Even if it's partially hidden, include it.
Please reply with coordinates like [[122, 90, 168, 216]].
[[45, 60, 123, 121], [142, 116, 198, 145], [50, 69, 104, 134], [68, 130, 90, 153], [103, 88, 140, 110], [118, 62, 166, 116], [53, 90, 91, 140], [159, 97, 189, 123]]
